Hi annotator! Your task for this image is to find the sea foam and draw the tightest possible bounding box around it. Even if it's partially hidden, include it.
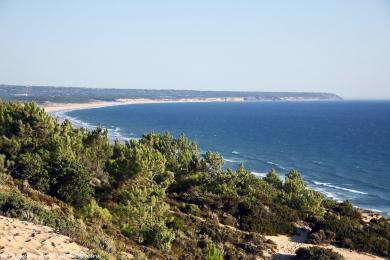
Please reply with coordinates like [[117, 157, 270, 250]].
[[266, 161, 287, 170], [224, 158, 241, 163], [50, 111, 130, 142], [251, 171, 267, 178], [313, 181, 368, 195]]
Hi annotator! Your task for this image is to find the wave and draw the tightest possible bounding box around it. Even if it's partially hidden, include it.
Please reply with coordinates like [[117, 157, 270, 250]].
[[312, 160, 323, 166], [311, 188, 343, 203], [266, 161, 286, 170], [51, 111, 130, 142], [231, 150, 240, 155], [366, 208, 383, 213], [251, 171, 267, 178], [224, 158, 241, 163], [313, 181, 368, 195]]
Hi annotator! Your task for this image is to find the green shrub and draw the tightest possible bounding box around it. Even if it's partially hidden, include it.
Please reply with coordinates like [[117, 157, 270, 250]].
[[14, 152, 50, 192], [142, 222, 175, 251], [330, 201, 360, 220], [50, 159, 94, 208], [311, 212, 390, 256], [79, 200, 112, 224], [220, 213, 237, 227], [0, 154, 6, 173], [294, 247, 344, 260], [167, 217, 185, 230], [308, 230, 336, 245], [0, 191, 80, 236], [203, 240, 223, 260], [282, 170, 325, 216], [264, 168, 282, 188], [182, 203, 201, 216]]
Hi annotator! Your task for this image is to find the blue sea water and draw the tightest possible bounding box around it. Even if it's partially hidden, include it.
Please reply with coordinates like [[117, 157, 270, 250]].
[[59, 101, 390, 215]]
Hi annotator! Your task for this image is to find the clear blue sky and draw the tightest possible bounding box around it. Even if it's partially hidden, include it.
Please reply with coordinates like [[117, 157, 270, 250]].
[[0, 1, 389, 99]]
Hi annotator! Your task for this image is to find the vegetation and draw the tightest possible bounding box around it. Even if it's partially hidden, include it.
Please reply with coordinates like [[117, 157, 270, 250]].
[[294, 247, 344, 260], [203, 240, 223, 260], [0, 101, 388, 258], [0, 84, 342, 103], [308, 201, 390, 256]]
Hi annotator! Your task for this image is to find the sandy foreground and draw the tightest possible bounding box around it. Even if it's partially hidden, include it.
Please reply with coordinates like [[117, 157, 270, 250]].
[[42, 97, 245, 113], [0, 215, 89, 260], [265, 227, 387, 260]]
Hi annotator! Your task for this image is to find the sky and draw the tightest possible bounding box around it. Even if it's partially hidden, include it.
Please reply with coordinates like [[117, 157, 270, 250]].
[[0, 1, 389, 99]]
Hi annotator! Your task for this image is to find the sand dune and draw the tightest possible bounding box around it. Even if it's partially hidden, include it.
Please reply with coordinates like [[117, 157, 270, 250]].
[[0, 215, 89, 259]]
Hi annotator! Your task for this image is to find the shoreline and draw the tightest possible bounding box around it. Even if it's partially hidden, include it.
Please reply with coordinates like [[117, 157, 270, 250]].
[[41, 97, 245, 113], [42, 100, 389, 220]]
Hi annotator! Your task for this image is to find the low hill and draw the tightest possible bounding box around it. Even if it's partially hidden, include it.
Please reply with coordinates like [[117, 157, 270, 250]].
[[0, 84, 342, 103]]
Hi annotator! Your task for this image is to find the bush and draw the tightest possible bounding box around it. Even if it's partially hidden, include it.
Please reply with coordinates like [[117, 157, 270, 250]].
[[264, 168, 282, 189], [311, 212, 390, 256], [0, 191, 80, 236], [294, 247, 344, 260], [0, 154, 7, 173], [330, 201, 360, 220], [220, 213, 237, 227], [79, 200, 112, 224], [50, 159, 94, 208], [142, 222, 175, 251], [182, 203, 201, 216], [203, 240, 223, 260], [308, 230, 336, 245], [167, 217, 185, 230]]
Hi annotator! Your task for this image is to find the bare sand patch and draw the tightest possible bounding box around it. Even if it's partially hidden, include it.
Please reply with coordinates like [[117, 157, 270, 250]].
[[0, 215, 89, 259]]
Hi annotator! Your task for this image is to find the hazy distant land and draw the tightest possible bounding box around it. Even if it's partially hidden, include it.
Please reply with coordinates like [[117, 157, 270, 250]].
[[0, 85, 342, 105]]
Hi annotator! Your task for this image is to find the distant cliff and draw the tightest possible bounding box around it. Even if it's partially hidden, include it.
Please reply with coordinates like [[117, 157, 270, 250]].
[[0, 84, 342, 104]]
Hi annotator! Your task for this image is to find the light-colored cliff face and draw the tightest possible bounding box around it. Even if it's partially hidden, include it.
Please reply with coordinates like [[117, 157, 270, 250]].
[[0, 215, 89, 259]]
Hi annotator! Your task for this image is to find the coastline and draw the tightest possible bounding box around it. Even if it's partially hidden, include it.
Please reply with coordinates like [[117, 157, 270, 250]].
[[41, 97, 245, 113], [42, 100, 389, 220]]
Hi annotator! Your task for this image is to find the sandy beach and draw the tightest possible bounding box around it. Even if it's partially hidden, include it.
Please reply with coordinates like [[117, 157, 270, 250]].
[[41, 97, 245, 113]]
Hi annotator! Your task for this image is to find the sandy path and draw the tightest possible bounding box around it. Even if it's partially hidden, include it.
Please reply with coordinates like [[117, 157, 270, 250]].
[[266, 228, 387, 260], [0, 215, 89, 259]]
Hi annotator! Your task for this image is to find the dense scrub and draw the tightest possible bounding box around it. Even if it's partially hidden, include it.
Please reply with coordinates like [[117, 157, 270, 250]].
[[0, 101, 389, 258], [308, 201, 390, 256], [294, 247, 344, 260]]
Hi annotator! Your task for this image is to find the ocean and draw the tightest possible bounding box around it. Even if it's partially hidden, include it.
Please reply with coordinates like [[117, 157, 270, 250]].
[[54, 101, 390, 215]]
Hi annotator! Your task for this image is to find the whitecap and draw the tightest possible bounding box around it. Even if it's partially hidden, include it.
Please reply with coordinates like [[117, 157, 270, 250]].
[[266, 161, 286, 170], [312, 161, 323, 165], [224, 158, 241, 163], [366, 208, 383, 213], [309, 185, 344, 202], [231, 150, 239, 155], [313, 181, 368, 195], [51, 111, 131, 143], [251, 171, 267, 178]]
